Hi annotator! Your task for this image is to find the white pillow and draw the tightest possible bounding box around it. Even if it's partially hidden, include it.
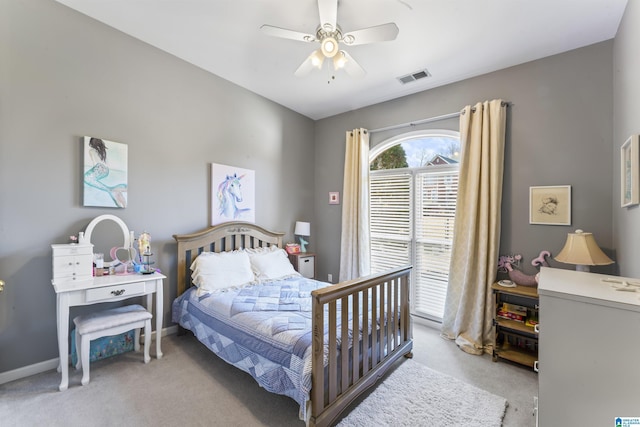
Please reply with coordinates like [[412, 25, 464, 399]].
[[190, 250, 255, 293], [248, 246, 300, 281]]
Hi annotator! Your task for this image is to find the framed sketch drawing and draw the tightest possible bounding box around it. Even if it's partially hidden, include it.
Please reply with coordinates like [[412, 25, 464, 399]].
[[83, 136, 128, 208], [211, 163, 255, 225], [529, 185, 571, 225], [621, 135, 639, 207]]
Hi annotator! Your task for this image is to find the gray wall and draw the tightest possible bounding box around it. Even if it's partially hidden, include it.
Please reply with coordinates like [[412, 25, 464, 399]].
[[0, 0, 314, 373], [0, 0, 632, 377], [314, 41, 615, 283], [613, 1, 640, 277]]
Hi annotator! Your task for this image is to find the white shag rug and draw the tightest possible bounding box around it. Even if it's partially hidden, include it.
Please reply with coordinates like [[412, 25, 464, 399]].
[[336, 359, 507, 427]]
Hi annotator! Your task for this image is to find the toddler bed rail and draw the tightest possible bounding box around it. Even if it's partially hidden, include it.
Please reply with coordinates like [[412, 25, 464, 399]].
[[310, 265, 412, 427]]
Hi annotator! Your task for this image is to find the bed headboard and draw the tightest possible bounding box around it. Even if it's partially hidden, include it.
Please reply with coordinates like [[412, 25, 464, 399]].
[[172, 221, 284, 296]]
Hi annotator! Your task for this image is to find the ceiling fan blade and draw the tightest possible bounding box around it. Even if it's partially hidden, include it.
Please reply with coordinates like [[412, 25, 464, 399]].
[[338, 50, 366, 78], [317, 0, 338, 32], [342, 23, 399, 46], [295, 49, 325, 77], [260, 25, 317, 43]]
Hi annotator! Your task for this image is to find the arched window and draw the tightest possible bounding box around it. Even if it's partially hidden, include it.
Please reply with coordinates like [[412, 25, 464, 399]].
[[369, 130, 460, 321]]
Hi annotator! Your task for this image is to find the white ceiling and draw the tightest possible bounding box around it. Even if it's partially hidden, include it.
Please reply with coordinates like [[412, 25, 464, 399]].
[[55, 0, 627, 120]]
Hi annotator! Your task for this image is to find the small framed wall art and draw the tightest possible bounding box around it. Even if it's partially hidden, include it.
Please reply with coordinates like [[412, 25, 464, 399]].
[[621, 134, 639, 207], [329, 192, 340, 205], [529, 185, 571, 225]]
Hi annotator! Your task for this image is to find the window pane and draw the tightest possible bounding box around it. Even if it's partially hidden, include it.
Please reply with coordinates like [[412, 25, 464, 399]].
[[369, 133, 460, 322]]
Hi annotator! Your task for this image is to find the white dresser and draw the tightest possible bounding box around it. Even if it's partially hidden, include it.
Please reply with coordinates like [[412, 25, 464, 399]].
[[537, 267, 640, 426]]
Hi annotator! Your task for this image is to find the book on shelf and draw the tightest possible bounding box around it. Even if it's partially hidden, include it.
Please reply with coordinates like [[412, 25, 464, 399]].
[[497, 309, 525, 322], [501, 302, 528, 317]]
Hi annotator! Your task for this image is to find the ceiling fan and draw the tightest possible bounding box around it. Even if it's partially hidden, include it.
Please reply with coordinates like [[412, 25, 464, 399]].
[[260, 0, 399, 78]]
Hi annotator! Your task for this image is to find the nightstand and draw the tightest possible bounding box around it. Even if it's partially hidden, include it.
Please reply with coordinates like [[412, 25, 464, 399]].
[[288, 253, 315, 279]]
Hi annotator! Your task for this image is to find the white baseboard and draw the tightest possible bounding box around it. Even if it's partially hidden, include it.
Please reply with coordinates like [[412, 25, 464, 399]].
[[411, 314, 442, 330], [0, 358, 61, 386], [0, 325, 178, 386]]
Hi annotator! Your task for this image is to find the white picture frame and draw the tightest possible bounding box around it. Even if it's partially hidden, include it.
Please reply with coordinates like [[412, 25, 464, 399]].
[[529, 185, 571, 225], [621, 135, 639, 207], [329, 191, 340, 205], [83, 137, 128, 208], [211, 163, 255, 225]]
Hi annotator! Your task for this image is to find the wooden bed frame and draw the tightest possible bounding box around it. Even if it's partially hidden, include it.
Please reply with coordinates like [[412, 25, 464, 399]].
[[173, 221, 413, 427]]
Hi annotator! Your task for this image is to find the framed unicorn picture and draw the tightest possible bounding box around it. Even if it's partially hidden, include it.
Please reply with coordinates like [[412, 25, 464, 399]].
[[211, 163, 255, 225]]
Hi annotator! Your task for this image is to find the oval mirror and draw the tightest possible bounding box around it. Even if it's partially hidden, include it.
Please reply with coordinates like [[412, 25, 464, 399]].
[[84, 214, 131, 267]]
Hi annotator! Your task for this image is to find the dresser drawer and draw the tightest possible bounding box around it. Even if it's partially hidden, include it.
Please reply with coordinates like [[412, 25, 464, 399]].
[[53, 254, 93, 278], [86, 281, 146, 302], [297, 255, 315, 279], [52, 244, 93, 257]]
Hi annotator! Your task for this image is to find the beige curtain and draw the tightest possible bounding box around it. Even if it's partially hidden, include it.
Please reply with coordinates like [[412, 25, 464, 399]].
[[441, 99, 507, 355], [339, 128, 371, 281]]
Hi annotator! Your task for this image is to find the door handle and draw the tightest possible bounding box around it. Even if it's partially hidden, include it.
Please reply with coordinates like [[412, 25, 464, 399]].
[[0, 280, 4, 293]]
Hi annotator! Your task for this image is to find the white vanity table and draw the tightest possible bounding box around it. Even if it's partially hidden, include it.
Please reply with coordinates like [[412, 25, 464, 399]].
[[52, 214, 165, 391], [52, 270, 165, 391]]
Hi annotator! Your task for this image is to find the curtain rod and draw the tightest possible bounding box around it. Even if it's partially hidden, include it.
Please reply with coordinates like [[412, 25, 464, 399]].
[[368, 101, 510, 134], [369, 111, 460, 134]]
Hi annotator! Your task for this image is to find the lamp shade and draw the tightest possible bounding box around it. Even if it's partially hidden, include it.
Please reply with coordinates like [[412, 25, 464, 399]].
[[294, 221, 310, 236], [555, 229, 613, 270]]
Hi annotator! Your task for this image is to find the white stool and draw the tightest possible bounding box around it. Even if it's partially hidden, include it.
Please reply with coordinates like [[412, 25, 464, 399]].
[[73, 304, 152, 386]]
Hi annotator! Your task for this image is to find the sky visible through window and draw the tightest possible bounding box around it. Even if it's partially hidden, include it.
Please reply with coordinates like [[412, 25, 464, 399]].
[[401, 136, 460, 167]]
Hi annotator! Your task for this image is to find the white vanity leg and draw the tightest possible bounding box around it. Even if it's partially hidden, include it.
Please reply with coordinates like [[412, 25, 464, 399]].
[[156, 278, 163, 359], [57, 293, 70, 391]]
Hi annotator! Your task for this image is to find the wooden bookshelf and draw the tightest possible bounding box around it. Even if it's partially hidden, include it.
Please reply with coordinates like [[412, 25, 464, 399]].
[[491, 282, 539, 370]]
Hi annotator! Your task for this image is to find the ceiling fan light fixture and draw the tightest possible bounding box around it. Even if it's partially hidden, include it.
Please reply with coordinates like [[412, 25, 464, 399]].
[[333, 51, 348, 69], [321, 36, 338, 58], [262, 0, 398, 78], [310, 50, 325, 68]]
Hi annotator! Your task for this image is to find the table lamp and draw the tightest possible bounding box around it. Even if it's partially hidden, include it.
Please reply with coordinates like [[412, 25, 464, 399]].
[[294, 221, 310, 252], [554, 229, 614, 272]]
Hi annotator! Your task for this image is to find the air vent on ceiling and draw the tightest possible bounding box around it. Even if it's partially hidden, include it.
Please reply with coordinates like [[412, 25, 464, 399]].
[[397, 69, 431, 85]]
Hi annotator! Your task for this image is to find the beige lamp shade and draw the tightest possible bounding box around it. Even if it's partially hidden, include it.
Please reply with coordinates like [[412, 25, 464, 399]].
[[555, 229, 613, 271]]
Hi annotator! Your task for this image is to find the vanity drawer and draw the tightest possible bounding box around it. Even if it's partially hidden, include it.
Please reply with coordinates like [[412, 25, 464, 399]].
[[86, 281, 146, 302]]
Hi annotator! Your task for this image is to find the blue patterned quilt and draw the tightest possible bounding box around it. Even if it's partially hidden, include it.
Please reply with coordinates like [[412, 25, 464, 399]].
[[172, 276, 337, 421]]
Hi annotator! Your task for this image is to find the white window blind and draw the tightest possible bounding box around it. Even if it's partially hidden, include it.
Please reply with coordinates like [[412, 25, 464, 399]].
[[414, 168, 458, 319], [370, 171, 412, 273], [370, 165, 458, 321]]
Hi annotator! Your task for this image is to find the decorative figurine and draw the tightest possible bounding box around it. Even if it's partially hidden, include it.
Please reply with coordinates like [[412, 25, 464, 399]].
[[499, 250, 551, 287]]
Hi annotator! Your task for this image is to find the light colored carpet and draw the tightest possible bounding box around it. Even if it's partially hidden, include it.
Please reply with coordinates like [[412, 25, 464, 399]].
[[336, 359, 507, 427], [1, 323, 533, 426]]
